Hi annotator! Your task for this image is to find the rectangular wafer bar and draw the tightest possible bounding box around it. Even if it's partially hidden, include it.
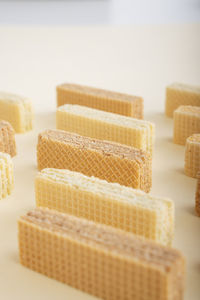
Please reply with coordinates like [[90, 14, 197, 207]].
[[18, 208, 185, 300], [0, 91, 33, 133], [35, 168, 174, 245], [57, 83, 144, 118], [56, 104, 155, 154], [184, 134, 200, 178], [0, 120, 16, 157], [37, 130, 152, 192], [0, 152, 14, 199], [173, 106, 200, 145], [165, 83, 200, 117]]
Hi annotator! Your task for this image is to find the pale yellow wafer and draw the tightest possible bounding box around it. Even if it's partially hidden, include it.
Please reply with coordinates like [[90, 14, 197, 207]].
[[37, 130, 152, 192], [165, 83, 200, 117], [18, 208, 185, 300], [35, 168, 174, 245], [56, 104, 155, 154], [0, 120, 16, 157], [0, 92, 33, 133], [57, 83, 144, 118], [0, 152, 14, 199], [184, 134, 200, 178], [173, 106, 200, 145]]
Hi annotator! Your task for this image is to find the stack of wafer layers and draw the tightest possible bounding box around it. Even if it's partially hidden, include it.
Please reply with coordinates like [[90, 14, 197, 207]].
[[35, 168, 174, 246], [18, 207, 185, 300], [37, 129, 152, 192], [56, 104, 155, 154]]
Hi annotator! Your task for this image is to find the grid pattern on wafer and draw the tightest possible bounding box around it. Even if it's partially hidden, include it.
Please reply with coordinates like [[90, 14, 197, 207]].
[[0, 121, 16, 157], [0, 92, 33, 133], [57, 83, 144, 119], [18, 208, 185, 300], [35, 168, 174, 245], [56, 104, 154, 154], [195, 174, 200, 217], [0, 152, 14, 199], [173, 106, 200, 145], [165, 83, 200, 118], [184, 134, 200, 178], [37, 130, 152, 192]]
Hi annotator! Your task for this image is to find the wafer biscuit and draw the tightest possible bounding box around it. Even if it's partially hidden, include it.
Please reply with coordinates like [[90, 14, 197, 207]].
[[35, 168, 174, 245], [165, 83, 200, 117], [0, 152, 14, 199], [18, 208, 185, 300], [195, 173, 200, 217], [57, 83, 144, 118], [0, 92, 33, 133], [37, 130, 152, 192], [173, 106, 200, 145], [0, 121, 16, 157], [56, 104, 155, 153], [184, 134, 200, 178]]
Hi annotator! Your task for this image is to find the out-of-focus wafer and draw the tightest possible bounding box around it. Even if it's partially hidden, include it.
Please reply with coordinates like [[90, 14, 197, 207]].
[[0, 120, 16, 157], [173, 106, 200, 145], [57, 83, 144, 118], [165, 83, 200, 117]]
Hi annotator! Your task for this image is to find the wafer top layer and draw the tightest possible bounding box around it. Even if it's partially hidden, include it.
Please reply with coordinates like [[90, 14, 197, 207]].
[[0, 120, 9, 129], [187, 134, 200, 143], [39, 129, 150, 161], [169, 83, 200, 94], [57, 83, 141, 103], [175, 105, 200, 115], [20, 207, 181, 271], [39, 168, 172, 212], [58, 104, 154, 131], [0, 91, 30, 105]]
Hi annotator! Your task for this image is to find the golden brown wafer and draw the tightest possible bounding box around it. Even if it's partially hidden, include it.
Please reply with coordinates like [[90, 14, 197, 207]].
[[37, 130, 152, 192], [18, 207, 185, 300], [57, 83, 144, 118], [165, 83, 200, 117]]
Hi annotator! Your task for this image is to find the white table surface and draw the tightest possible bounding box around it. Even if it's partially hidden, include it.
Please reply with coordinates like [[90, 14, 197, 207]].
[[0, 24, 199, 300]]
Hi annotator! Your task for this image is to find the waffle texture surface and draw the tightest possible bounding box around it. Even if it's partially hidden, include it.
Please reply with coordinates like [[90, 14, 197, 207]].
[[165, 83, 200, 117], [0, 152, 14, 200], [57, 83, 144, 118], [173, 106, 200, 145], [35, 168, 174, 245], [37, 130, 152, 192], [184, 134, 200, 178], [0, 121, 16, 157], [57, 104, 155, 154], [0, 91, 33, 133], [18, 208, 185, 300]]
